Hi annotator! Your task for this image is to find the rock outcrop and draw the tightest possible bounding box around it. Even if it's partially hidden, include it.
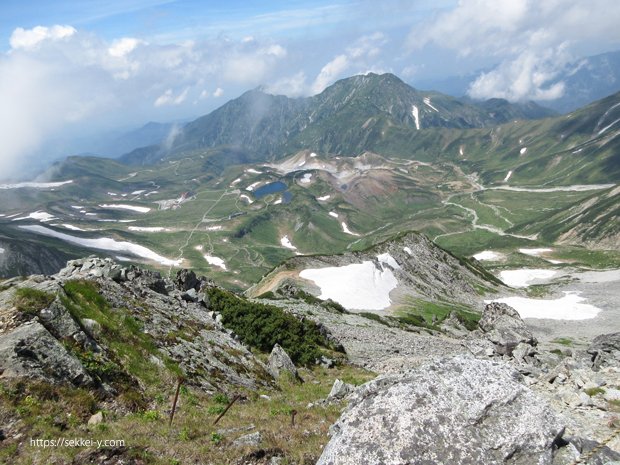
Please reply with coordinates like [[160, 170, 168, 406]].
[[317, 355, 566, 465], [478, 302, 537, 355], [0, 322, 94, 387], [267, 344, 299, 380], [588, 332, 620, 370], [0, 257, 273, 394]]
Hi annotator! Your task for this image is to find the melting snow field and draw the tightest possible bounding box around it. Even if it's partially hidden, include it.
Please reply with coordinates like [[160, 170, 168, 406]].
[[499, 269, 558, 287], [473, 250, 503, 261], [13, 211, 56, 222], [300, 260, 398, 310], [99, 204, 151, 213], [0, 180, 73, 189], [128, 226, 169, 232], [239, 194, 253, 204], [503, 171, 513, 182], [486, 292, 601, 320], [204, 255, 226, 270], [317, 195, 331, 201], [520, 147, 527, 155], [341, 222, 360, 236], [19, 225, 182, 266], [300, 173, 312, 183], [411, 105, 420, 130], [329, 211, 339, 218], [280, 235, 297, 250], [0, 247, 4, 254], [519, 248, 553, 256]]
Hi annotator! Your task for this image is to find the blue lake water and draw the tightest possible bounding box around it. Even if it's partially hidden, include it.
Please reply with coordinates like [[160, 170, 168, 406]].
[[254, 181, 287, 198]]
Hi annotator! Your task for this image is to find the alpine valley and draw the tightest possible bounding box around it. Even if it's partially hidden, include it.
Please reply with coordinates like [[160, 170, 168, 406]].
[[1, 73, 620, 465]]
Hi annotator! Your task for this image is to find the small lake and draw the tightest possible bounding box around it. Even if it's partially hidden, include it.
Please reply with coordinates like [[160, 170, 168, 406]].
[[254, 181, 289, 199]]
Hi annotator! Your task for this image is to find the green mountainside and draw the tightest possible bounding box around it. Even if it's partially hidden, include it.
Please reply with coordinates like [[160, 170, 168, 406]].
[[1, 73, 619, 288]]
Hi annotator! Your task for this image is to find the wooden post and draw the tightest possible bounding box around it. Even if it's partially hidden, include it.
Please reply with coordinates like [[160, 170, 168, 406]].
[[213, 394, 241, 425], [169, 377, 184, 427]]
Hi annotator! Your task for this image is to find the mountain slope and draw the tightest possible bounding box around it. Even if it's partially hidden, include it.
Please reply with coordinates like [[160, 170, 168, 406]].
[[121, 73, 554, 166]]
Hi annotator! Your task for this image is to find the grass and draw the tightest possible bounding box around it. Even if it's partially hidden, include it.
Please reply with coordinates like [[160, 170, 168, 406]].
[[1, 363, 375, 465], [60, 280, 182, 394], [395, 297, 480, 331], [552, 337, 573, 347], [584, 387, 606, 397], [13, 287, 55, 317]]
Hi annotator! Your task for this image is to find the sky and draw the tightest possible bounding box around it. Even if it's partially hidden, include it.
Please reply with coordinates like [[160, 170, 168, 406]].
[[1, 0, 620, 180]]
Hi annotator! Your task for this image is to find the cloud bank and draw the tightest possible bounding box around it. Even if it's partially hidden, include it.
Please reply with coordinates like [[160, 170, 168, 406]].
[[408, 0, 620, 101]]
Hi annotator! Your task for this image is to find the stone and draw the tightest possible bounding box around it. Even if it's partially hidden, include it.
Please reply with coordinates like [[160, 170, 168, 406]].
[[588, 333, 620, 370], [81, 318, 102, 339], [0, 322, 94, 387], [326, 379, 354, 402], [479, 302, 537, 355], [267, 344, 299, 380], [233, 431, 262, 447], [175, 269, 199, 291], [317, 355, 566, 465], [88, 411, 104, 426]]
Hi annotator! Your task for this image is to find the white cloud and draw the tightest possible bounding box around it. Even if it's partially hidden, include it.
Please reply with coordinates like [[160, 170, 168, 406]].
[[154, 87, 189, 107], [10, 25, 76, 50], [310, 32, 388, 94], [108, 37, 143, 57], [407, 0, 620, 101], [311, 54, 350, 94], [213, 87, 224, 97], [266, 71, 307, 96]]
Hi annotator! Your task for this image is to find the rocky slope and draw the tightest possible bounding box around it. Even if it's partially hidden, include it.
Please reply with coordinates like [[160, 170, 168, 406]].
[[247, 231, 502, 312], [1, 258, 619, 464]]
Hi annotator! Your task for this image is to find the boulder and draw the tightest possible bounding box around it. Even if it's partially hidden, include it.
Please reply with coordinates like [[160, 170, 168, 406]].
[[479, 302, 537, 355], [175, 269, 199, 291], [326, 379, 355, 402], [87, 411, 104, 426], [0, 322, 94, 387], [587, 333, 620, 370], [317, 355, 566, 465], [233, 431, 262, 448], [267, 344, 298, 380]]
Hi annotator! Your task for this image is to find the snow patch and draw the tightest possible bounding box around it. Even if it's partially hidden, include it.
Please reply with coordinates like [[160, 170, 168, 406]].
[[0, 180, 73, 190], [231, 178, 242, 186], [329, 211, 339, 218], [341, 222, 360, 236], [403, 246, 413, 255], [473, 250, 503, 261], [499, 269, 558, 288], [503, 171, 513, 182], [12, 211, 56, 222], [310, 152, 317, 157], [204, 255, 226, 270], [486, 292, 601, 320], [423, 97, 438, 112], [99, 204, 151, 213], [519, 248, 553, 257], [280, 235, 297, 250], [239, 194, 254, 204], [245, 168, 262, 174], [19, 225, 182, 266], [300, 261, 398, 310], [131, 190, 145, 195], [273, 198, 282, 205], [61, 224, 86, 231], [246, 181, 261, 191], [317, 195, 331, 201], [411, 105, 420, 130], [300, 173, 312, 184], [377, 253, 401, 270], [128, 226, 169, 232], [520, 147, 527, 155], [205, 225, 223, 231]]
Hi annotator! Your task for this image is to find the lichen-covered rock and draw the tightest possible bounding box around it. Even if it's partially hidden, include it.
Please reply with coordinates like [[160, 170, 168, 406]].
[[267, 344, 298, 380], [317, 355, 565, 465], [0, 322, 94, 387], [326, 379, 354, 402], [479, 302, 537, 355]]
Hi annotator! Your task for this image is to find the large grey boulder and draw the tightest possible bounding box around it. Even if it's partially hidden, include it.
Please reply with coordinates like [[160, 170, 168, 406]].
[[479, 302, 537, 355], [0, 322, 94, 387], [317, 355, 566, 465], [267, 344, 298, 380], [587, 333, 620, 370]]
